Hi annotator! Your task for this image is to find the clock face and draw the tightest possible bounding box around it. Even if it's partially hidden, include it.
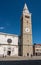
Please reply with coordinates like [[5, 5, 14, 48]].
[[25, 28, 30, 32]]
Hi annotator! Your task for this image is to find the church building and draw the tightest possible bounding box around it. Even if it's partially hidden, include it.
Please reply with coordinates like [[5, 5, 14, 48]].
[[0, 3, 33, 57], [0, 32, 18, 56]]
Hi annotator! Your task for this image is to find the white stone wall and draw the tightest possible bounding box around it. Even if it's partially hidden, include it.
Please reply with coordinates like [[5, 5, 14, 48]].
[[0, 34, 18, 45], [0, 45, 18, 56], [0, 33, 18, 56]]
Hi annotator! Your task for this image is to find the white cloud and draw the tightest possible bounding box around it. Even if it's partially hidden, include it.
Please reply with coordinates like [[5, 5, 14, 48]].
[[0, 27, 5, 29]]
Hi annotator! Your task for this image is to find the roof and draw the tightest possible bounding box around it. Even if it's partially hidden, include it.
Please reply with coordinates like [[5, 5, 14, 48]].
[[35, 44, 41, 46], [23, 3, 29, 13], [0, 32, 18, 37]]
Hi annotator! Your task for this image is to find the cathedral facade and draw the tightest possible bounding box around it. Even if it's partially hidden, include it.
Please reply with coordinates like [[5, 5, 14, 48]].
[[0, 32, 18, 56], [0, 3, 33, 57]]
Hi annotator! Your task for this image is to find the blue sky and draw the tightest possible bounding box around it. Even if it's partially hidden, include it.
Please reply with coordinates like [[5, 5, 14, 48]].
[[0, 0, 41, 44]]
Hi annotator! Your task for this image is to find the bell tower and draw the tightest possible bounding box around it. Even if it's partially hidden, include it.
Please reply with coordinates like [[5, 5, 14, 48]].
[[20, 3, 33, 56]]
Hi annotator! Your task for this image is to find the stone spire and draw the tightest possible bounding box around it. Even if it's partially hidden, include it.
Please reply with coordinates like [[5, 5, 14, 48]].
[[23, 3, 29, 13]]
